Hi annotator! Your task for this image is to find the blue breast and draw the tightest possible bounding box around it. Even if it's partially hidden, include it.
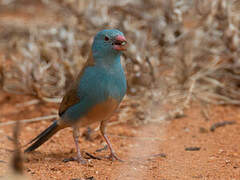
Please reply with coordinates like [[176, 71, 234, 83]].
[[63, 57, 126, 122]]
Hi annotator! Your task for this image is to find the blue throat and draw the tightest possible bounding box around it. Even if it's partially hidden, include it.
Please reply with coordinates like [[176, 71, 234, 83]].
[[92, 48, 122, 68]]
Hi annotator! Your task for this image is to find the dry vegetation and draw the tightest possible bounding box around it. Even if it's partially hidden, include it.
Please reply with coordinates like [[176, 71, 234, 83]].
[[0, 0, 240, 123]]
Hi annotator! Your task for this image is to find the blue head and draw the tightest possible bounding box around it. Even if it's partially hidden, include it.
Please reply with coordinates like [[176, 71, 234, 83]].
[[92, 29, 127, 66]]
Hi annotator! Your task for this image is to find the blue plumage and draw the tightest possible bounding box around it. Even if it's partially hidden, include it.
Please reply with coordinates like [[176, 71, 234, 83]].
[[62, 29, 127, 123], [63, 63, 126, 123], [25, 29, 128, 164]]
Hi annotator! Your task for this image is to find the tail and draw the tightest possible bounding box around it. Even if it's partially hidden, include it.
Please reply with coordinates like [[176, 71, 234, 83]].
[[24, 120, 62, 153]]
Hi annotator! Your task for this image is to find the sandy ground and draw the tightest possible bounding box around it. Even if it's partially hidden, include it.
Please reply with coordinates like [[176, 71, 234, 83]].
[[0, 90, 240, 180]]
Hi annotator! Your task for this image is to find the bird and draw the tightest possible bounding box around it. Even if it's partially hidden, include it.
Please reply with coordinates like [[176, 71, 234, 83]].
[[24, 29, 127, 164]]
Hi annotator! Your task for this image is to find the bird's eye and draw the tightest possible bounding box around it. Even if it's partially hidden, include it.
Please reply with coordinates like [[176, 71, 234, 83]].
[[104, 36, 109, 41]]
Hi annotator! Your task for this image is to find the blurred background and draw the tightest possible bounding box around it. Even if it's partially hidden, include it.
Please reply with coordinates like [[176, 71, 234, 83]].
[[1, 0, 240, 179], [1, 0, 240, 123]]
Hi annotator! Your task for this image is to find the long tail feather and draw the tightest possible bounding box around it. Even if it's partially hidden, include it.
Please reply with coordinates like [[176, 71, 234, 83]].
[[24, 120, 62, 153]]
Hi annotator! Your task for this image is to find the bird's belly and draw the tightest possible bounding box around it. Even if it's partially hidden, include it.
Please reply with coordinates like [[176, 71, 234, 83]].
[[78, 98, 119, 126]]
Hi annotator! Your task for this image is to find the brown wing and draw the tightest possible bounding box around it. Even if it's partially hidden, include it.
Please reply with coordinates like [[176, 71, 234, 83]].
[[58, 84, 80, 117], [58, 52, 95, 116]]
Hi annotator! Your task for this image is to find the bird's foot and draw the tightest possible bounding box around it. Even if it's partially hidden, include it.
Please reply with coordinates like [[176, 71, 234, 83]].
[[106, 153, 124, 162], [62, 156, 87, 164]]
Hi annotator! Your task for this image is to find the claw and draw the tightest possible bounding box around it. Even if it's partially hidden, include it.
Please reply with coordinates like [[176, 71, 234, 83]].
[[63, 156, 87, 164], [76, 157, 87, 164], [107, 153, 124, 162]]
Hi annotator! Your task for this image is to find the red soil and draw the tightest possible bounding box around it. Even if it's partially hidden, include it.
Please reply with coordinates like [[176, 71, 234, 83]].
[[0, 91, 240, 180]]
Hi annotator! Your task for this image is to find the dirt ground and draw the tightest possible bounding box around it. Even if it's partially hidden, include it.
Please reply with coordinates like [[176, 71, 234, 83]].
[[0, 90, 240, 180]]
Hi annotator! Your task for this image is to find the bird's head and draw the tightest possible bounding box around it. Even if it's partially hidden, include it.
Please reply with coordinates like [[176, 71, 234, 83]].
[[92, 29, 127, 62]]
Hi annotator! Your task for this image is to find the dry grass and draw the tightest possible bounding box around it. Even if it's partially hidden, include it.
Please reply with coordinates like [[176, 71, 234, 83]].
[[0, 0, 240, 123]]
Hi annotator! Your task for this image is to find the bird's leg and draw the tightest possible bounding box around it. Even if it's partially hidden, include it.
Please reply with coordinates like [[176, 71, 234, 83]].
[[73, 127, 87, 164], [100, 120, 123, 162], [64, 127, 86, 164]]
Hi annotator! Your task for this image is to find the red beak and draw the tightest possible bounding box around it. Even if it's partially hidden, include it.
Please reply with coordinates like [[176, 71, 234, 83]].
[[113, 35, 127, 51]]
